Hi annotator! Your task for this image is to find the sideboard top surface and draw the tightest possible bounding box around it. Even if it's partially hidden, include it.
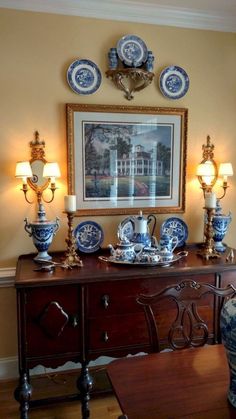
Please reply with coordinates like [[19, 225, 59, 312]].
[[15, 246, 236, 288]]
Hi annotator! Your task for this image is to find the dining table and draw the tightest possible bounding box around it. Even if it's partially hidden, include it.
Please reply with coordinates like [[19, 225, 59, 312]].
[[107, 344, 236, 419]]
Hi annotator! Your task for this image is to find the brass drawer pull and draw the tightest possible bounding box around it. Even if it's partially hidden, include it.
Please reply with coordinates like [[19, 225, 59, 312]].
[[103, 331, 109, 342], [70, 315, 79, 328], [101, 294, 110, 309]]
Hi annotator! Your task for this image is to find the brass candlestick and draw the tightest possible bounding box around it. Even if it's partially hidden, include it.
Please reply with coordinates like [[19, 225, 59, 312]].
[[198, 207, 220, 260], [62, 212, 83, 268]]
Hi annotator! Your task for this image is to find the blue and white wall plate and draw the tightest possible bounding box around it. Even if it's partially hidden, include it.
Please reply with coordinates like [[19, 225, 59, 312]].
[[159, 65, 189, 99], [160, 217, 188, 247], [74, 221, 104, 253], [117, 35, 148, 67], [67, 59, 102, 95], [117, 217, 135, 242]]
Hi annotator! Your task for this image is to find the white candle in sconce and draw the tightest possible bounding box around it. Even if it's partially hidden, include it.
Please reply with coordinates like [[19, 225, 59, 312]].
[[64, 195, 77, 213], [204, 192, 217, 209]]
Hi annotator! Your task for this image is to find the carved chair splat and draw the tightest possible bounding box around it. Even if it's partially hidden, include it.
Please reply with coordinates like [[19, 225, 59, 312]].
[[137, 280, 236, 351]]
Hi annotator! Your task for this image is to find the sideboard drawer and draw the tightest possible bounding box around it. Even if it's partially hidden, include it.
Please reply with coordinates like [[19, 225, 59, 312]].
[[88, 291, 215, 353], [88, 313, 149, 352], [87, 273, 216, 317]]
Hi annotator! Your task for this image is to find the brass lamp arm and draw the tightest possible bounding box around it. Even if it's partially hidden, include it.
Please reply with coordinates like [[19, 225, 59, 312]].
[[216, 183, 228, 201], [38, 184, 57, 204], [21, 184, 34, 204]]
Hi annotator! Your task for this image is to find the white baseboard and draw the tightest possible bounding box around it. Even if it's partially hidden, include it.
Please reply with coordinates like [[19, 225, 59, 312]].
[[0, 267, 15, 287], [0, 356, 18, 380]]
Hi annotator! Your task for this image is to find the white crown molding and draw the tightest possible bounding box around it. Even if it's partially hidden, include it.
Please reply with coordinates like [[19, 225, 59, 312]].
[[0, 267, 15, 287], [0, 0, 236, 32]]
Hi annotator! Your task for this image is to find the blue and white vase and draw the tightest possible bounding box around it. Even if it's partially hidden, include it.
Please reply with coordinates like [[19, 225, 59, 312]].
[[108, 48, 118, 70], [212, 201, 231, 252], [145, 51, 154, 72], [220, 298, 236, 408], [24, 204, 60, 261]]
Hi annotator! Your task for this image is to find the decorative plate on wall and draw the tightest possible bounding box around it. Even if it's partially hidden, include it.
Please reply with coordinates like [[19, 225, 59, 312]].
[[74, 221, 104, 253], [67, 59, 102, 95], [160, 217, 188, 247], [116, 35, 148, 67], [159, 65, 189, 99], [117, 217, 135, 241]]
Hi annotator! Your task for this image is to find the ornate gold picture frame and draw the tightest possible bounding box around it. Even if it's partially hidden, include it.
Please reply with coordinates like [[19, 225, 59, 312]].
[[66, 103, 188, 216]]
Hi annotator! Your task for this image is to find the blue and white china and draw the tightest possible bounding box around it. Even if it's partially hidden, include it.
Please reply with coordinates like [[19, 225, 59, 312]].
[[108, 237, 141, 262], [212, 202, 231, 252], [117, 35, 148, 67], [161, 217, 188, 248], [157, 248, 174, 263], [136, 247, 161, 264], [131, 211, 157, 247], [74, 221, 104, 253], [24, 204, 60, 262], [108, 48, 118, 70], [145, 51, 154, 72], [159, 233, 178, 253], [159, 65, 189, 99], [117, 217, 135, 242], [220, 298, 236, 408], [67, 59, 102, 95], [99, 251, 187, 267]]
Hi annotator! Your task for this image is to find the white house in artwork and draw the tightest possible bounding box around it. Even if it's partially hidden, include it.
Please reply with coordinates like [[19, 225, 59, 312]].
[[116, 144, 163, 176]]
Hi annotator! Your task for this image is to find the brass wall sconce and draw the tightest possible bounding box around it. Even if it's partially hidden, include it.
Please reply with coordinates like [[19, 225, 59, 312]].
[[196, 135, 233, 200], [15, 131, 61, 206]]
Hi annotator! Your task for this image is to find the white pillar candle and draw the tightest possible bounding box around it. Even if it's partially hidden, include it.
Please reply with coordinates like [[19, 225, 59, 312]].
[[64, 195, 76, 213], [204, 192, 216, 209]]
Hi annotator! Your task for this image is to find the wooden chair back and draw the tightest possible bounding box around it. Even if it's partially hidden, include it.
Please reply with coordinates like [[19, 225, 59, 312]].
[[137, 280, 236, 352]]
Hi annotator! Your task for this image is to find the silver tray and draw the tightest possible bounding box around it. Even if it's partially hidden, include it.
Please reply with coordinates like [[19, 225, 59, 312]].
[[99, 251, 188, 268]]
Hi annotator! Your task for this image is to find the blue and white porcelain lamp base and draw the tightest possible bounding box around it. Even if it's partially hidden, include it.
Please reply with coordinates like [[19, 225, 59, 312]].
[[24, 203, 59, 262], [212, 201, 231, 253]]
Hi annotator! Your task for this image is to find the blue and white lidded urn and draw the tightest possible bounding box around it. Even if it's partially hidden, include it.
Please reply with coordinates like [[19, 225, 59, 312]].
[[24, 203, 60, 262], [220, 298, 236, 408], [212, 201, 231, 252]]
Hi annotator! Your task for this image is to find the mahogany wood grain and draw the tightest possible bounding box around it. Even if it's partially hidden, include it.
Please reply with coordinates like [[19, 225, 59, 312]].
[[14, 246, 236, 418], [15, 246, 236, 288], [107, 344, 235, 419]]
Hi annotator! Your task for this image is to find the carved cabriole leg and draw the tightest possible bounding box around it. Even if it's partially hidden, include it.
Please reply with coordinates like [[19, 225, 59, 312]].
[[77, 361, 93, 418], [14, 371, 32, 419]]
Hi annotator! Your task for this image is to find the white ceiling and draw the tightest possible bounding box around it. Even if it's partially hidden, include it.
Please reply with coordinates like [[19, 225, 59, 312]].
[[0, 0, 236, 32]]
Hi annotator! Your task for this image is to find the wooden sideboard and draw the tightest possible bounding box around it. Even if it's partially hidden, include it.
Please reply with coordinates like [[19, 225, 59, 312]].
[[14, 246, 236, 419]]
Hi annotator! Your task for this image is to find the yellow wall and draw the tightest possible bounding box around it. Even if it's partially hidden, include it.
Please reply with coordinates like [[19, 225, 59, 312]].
[[0, 8, 236, 357]]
